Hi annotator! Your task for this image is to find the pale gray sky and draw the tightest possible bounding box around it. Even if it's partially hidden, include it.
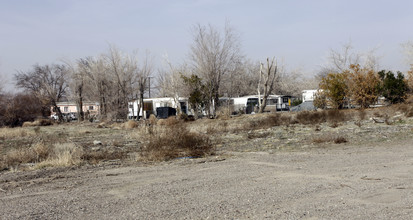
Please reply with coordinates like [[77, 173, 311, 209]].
[[1, 0, 413, 91]]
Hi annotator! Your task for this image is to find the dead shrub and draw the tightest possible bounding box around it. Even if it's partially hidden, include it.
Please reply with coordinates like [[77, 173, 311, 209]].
[[157, 116, 180, 126], [295, 111, 326, 125], [312, 135, 348, 144], [32, 142, 51, 161], [22, 119, 53, 127], [3, 147, 35, 167], [267, 114, 292, 127], [178, 113, 195, 122], [148, 114, 157, 125], [357, 109, 367, 121], [245, 113, 292, 130], [124, 120, 139, 129], [334, 136, 348, 144], [326, 109, 347, 124], [22, 121, 35, 127], [216, 106, 232, 120], [247, 131, 271, 139], [2, 141, 53, 168], [141, 123, 213, 161], [295, 110, 348, 126], [82, 149, 127, 164], [37, 119, 53, 126], [397, 103, 413, 117], [37, 143, 84, 168]]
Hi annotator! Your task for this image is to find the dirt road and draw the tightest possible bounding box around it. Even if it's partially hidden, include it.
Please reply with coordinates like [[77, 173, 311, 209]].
[[1, 138, 413, 219]]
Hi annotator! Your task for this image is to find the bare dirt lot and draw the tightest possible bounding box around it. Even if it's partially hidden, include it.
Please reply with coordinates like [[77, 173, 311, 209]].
[[1, 110, 413, 219], [1, 135, 413, 219]]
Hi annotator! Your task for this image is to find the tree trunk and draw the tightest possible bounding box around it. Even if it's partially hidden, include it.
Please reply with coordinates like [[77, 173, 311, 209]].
[[76, 85, 84, 122], [52, 100, 64, 122]]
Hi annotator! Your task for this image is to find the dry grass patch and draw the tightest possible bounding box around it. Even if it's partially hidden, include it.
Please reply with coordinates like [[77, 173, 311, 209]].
[[1, 142, 51, 169], [36, 143, 83, 168], [0, 127, 36, 140]]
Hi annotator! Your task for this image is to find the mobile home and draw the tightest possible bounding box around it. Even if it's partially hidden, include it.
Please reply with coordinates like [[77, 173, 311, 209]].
[[128, 97, 190, 119]]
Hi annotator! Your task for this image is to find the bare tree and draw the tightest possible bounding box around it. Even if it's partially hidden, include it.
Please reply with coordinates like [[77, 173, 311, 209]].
[[64, 59, 87, 121], [257, 57, 278, 113], [135, 51, 153, 119], [80, 56, 111, 118], [402, 41, 413, 91], [15, 64, 69, 122], [157, 55, 188, 114], [190, 22, 242, 117], [105, 46, 139, 120], [318, 41, 380, 80], [275, 68, 318, 98]]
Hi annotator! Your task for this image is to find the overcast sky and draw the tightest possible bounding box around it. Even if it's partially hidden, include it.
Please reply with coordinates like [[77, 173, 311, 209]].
[[1, 0, 413, 91]]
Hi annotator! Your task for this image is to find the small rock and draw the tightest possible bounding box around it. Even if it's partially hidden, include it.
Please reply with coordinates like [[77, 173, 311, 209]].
[[372, 118, 384, 123], [91, 147, 101, 151], [93, 140, 102, 145]]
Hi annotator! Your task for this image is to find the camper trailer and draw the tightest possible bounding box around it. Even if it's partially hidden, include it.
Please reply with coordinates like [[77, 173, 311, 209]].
[[231, 95, 291, 114]]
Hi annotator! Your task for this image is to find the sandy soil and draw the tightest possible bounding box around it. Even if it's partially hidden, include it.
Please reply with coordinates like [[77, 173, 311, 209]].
[[1, 135, 413, 219]]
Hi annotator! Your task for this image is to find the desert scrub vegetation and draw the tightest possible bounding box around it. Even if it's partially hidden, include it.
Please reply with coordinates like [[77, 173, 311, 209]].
[[139, 118, 213, 161]]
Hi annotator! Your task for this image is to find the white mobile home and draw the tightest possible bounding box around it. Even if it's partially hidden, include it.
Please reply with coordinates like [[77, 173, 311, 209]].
[[128, 97, 190, 119]]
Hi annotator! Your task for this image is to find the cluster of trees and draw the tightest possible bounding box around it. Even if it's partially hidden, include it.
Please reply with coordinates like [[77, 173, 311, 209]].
[[315, 64, 410, 109], [314, 41, 413, 109], [10, 46, 153, 122]]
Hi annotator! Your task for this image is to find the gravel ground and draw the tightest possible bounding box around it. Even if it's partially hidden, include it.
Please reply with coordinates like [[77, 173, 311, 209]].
[[1, 135, 413, 219]]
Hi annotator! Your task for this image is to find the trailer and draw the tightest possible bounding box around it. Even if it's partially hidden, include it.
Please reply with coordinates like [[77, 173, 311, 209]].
[[231, 95, 291, 114], [128, 97, 190, 119]]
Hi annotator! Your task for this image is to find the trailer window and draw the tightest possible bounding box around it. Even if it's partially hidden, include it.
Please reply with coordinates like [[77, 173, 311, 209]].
[[247, 98, 258, 106], [267, 99, 277, 105], [283, 97, 289, 103]]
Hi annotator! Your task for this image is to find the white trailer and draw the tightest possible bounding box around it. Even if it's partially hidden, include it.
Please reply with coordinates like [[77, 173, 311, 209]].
[[128, 97, 190, 119]]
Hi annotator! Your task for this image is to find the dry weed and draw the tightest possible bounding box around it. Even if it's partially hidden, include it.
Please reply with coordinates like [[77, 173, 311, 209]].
[[37, 143, 83, 168], [0, 127, 35, 139], [82, 149, 127, 164], [295, 111, 326, 125], [3, 147, 35, 167], [216, 106, 232, 120], [22, 119, 53, 127], [141, 122, 213, 161], [312, 135, 348, 144], [157, 116, 179, 126], [32, 142, 51, 161], [124, 120, 139, 129], [148, 114, 157, 125]]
